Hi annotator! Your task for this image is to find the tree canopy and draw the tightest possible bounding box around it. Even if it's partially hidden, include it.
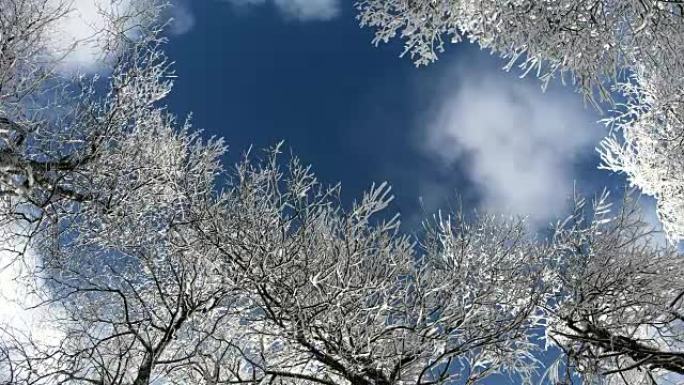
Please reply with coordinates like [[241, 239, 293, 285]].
[[0, 1, 682, 384]]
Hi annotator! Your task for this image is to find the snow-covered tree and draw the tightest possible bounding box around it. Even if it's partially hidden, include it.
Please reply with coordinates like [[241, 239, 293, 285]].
[[0, 2, 241, 383], [546, 191, 684, 385], [356, 0, 684, 242], [1, 2, 548, 383], [189, 151, 550, 385], [1, 1, 682, 384]]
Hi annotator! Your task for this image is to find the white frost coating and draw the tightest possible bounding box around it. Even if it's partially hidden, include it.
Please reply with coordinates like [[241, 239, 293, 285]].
[[1, 1, 683, 383], [600, 62, 684, 243], [547, 191, 684, 385]]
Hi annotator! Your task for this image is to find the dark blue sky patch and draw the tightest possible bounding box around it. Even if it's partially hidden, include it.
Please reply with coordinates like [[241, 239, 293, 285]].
[[163, 0, 624, 233]]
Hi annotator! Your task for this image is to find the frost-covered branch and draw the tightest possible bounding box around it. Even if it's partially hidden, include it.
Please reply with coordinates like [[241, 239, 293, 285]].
[[1, 2, 683, 385], [547, 190, 684, 384]]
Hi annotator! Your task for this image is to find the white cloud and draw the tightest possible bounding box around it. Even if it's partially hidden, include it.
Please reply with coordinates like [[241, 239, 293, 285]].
[[273, 0, 339, 21], [0, 224, 62, 347], [0, 220, 64, 383], [422, 67, 601, 226], [46, 0, 134, 72], [226, 0, 340, 21], [45, 0, 192, 72], [167, 1, 195, 35]]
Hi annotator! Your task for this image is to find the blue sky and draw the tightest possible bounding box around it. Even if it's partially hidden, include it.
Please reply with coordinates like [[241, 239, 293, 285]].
[[160, 0, 628, 231]]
